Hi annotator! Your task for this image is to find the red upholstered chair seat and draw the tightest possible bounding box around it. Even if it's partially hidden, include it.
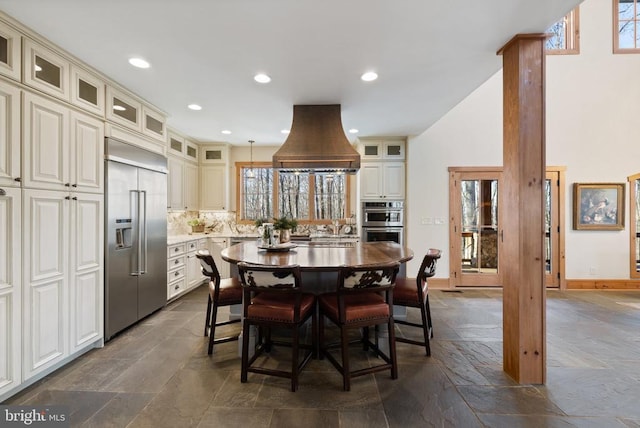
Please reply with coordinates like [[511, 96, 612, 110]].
[[248, 293, 315, 323], [212, 277, 243, 305]]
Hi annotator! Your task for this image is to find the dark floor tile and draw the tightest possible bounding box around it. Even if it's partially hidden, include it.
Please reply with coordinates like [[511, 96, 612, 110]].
[[458, 384, 565, 416], [478, 414, 629, 428], [197, 408, 274, 428], [81, 392, 154, 428], [545, 367, 640, 419], [339, 409, 389, 428], [22, 390, 116, 426], [377, 363, 482, 428], [128, 367, 230, 427], [269, 409, 339, 428], [210, 370, 262, 408]]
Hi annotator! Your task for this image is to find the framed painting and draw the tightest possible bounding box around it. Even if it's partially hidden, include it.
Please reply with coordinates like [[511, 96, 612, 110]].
[[573, 183, 625, 230]]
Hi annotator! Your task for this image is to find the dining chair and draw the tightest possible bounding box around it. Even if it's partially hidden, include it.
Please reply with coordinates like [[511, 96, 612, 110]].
[[393, 248, 441, 356], [196, 250, 243, 355], [237, 262, 316, 392], [318, 262, 400, 391]]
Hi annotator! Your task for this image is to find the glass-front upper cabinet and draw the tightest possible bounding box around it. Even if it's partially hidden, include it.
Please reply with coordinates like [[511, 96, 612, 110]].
[[142, 106, 166, 142], [106, 86, 141, 131], [0, 21, 21, 81], [23, 39, 70, 100], [71, 65, 105, 116], [629, 173, 640, 278]]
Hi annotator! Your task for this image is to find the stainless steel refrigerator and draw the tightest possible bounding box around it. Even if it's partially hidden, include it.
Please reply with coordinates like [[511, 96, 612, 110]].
[[104, 137, 168, 340]]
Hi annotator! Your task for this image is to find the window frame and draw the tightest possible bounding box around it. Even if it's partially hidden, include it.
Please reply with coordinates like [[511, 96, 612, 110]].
[[614, 0, 640, 53], [235, 161, 352, 225], [545, 7, 580, 55]]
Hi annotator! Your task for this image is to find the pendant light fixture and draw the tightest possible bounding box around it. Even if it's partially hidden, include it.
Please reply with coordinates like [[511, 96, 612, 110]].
[[247, 140, 255, 180]]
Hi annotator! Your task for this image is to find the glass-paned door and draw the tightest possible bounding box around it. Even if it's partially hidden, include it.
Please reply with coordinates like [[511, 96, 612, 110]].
[[545, 171, 561, 287], [450, 171, 502, 286]]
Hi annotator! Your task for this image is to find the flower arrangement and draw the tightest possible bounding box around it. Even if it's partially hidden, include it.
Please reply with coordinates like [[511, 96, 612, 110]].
[[187, 217, 206, 232], [273, 216, 298, 231]]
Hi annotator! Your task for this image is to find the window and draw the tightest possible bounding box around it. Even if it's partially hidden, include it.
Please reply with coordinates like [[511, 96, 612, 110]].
[[546, 7, 580, 54], [237, 162, 350, 223], [614, 0, 640, 52]]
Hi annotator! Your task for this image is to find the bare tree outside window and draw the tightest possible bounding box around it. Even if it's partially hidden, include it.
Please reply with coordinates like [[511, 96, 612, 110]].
[[242, 167, 273, 220], [546, 7, 579, 54], [314, 174, 346, 220], [237, 163, 349, 223], [615, 0, 640, 52]]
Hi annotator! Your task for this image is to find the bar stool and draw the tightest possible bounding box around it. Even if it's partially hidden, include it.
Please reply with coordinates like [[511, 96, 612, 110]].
[[318, 262, 399, 391], [237, 262, 316, 392], [393, 248, 441, 356], [196, 250, 242, 355]]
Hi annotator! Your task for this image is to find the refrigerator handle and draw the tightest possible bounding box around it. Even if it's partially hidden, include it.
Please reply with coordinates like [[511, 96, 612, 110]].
[[131, 190, 140, 276], [140, 190, 148, 275]]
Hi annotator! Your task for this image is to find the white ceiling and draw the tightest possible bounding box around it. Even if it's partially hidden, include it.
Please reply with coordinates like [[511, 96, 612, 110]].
[[0, 0, 581, 146]]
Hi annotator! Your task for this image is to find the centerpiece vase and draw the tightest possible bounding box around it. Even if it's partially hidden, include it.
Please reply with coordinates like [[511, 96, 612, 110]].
[[279, 229, 291, 243]]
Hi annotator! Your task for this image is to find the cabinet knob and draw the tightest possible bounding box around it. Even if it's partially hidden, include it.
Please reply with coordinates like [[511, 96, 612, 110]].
[[174, 259, 179, 265], [65, 183, 71, 187], [13, 177, 21, 182], [174, 271, 180, 277], [72, 197, 78, 201], [72, 184, 77, 188], [0, 189, 5, 196], [174, 283, 180, 290], [65, 196, 70, 200]]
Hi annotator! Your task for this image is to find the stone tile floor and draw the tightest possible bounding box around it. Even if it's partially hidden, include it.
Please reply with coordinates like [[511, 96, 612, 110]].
[[4, 286, 640, 427]]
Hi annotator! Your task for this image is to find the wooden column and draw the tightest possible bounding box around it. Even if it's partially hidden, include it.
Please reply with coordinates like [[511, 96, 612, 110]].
[[497, 34, 546, 384]]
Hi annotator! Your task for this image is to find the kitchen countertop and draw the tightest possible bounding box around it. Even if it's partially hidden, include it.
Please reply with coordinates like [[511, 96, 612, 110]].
[[167, 232, 359, 245]]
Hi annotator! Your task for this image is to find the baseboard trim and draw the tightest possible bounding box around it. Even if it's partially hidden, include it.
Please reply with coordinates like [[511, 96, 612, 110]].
[[566, 279, 640, 290], [425, 278, 640, 290]]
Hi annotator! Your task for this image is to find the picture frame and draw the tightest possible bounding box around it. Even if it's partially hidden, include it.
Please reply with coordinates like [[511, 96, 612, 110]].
[[573, 183, 625, 230]]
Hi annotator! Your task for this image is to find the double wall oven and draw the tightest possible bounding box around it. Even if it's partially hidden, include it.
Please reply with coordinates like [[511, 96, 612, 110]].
[[361, 201, 404, 246]]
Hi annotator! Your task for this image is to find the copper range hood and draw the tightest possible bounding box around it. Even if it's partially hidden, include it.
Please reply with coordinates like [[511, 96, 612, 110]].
[[272, 104, 360, 173]]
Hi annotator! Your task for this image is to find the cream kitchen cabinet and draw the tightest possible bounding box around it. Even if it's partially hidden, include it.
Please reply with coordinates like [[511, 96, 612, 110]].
[[70, 65, 105, 116], [23, 38, 70, 101], [184, 162, 199, 210], [360, 139, 405, 161], [0, 187, 21, 397], [167, 242, 187, 300], [199, 165, 227, 210], [22, 189, 103, 379], [168, 155, 198, 210], [0, 20, 21, 81], [209, 237, 229, 279], [22, 92, 104, 193], [0, 80, 20, 187], [360, 162, 405, 200], [186, 239, 208, 290], [142, 105, 167, 142]]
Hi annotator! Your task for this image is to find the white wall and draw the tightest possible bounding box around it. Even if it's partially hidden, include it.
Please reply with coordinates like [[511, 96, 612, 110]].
[[406, 0, 640, 280]]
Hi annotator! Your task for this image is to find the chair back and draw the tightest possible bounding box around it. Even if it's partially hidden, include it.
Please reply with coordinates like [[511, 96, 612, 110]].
[[338, 262, 400, 293], [196, 249, 221, 282], [418, 249, 441, 281], [237, 262, 301, 290]]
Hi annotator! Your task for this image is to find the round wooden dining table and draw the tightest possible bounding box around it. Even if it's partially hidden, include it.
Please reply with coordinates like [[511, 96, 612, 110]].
[[221, 240, 414, 294]]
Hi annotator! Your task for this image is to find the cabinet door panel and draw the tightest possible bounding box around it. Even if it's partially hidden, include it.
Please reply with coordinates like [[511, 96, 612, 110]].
[[23, 39, 70, 101], [23, 93, 69, 191], [0, 187, 20, 396], [0, 22, 21, 81], [360, 164, 382, 199], [383, 163, 405, 199], [71, 111, 104, 193], [184, 163, 198, 210], [71, 270, 101, 349], [0, 81, 20, 186], [23, 190, 69, 377], [26, 280, 65, 375], [200, 166, 226, 210], [168, 157, 184, 210]]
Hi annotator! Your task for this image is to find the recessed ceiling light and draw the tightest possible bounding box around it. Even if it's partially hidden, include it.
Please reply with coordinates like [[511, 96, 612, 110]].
[[361, 71, 378, 82], [128, 57, 150, 69], [254, 73, 271, 83], [188, 104, 202, 111], [113, 105, 126, 111], [348, 128, 359, 134], [221, 130, 232, 135], [281, 129, 290, 134]]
